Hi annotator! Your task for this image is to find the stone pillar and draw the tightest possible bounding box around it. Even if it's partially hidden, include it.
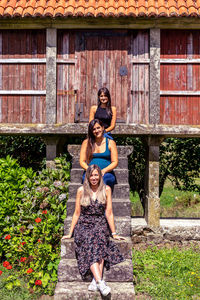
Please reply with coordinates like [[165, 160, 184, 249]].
[[149, 28, 160, 124], [46, 28, 57, 124], [43, 136, 67, 168], [144, 136, 164, 227]]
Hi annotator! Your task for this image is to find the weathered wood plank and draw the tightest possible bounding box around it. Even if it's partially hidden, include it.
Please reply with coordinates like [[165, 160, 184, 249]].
[[161, 59, 200, 63], [160, 90, 200, 96], [0, 90, 46, 95]]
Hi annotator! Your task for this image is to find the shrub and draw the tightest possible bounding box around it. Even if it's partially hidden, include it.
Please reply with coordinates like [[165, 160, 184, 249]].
[[0, 156, 70, 296], [0, 136, 46, 169]]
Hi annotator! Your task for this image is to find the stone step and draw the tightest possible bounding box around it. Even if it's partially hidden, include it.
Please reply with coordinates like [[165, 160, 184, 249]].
[[67, 198, 131, 216], [58, 259, 133, 282], [70, 168, 129, 184], [71, 157, 128, 170], [60, 237, 133, 260], [69, 183, 130, 199], [64, 216, 131, 237], [54, 281, 135, 300], [68, 145, 133, 158]]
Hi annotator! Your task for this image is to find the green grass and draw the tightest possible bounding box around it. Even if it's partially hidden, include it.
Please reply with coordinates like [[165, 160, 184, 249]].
[[131, 179, 200, 218], [133, 246, 200, 299]]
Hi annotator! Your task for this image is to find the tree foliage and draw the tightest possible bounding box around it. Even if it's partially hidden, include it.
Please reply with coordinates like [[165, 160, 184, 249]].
[[0, 136, 46, 169], [116, 137, 200, 206]]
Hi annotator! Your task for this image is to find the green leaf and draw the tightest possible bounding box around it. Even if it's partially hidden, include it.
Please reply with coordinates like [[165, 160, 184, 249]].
[[5, 282, 13, 290]]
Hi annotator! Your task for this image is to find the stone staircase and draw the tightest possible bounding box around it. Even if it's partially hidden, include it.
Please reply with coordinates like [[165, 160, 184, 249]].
[[54, 145, 135, 299]]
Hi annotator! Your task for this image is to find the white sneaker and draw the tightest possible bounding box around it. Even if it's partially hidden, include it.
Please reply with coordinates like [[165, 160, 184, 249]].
[[97, 280, 111, 296], [88, 278, 97, 292]]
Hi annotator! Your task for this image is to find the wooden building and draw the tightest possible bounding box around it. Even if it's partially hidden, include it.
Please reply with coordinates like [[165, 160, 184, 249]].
[[0, 0, 200, 226]]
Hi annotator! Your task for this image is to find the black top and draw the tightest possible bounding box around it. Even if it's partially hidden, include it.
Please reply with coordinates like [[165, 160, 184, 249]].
[[94, 106, 112, 129]]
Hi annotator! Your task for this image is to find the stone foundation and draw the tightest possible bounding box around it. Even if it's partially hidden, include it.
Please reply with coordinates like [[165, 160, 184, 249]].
[[131, 218, 200, 244]]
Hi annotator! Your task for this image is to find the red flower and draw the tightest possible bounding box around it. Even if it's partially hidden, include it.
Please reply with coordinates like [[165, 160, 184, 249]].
[[42, 210, 47, 214], [5, 234, 11, 240], [6, 265, 12, 270], [0, 270, 2, 275], [27, 268, 33, 274], [3, 261, 10, 267], [20, 257, 27, 262], [37, 239, 41, 243], [35, 280, 42, 286], [21, 242, 26, 246], [35, 218, 41, 223]]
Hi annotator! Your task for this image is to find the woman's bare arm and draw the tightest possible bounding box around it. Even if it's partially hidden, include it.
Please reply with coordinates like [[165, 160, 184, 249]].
[[80, 139, 89, 170], [105, 186, 115, 233], [89, 105, 97, 122], [62, 187, 82, 239], [105, 106, 117, 133], [105, 186, 123, 240], [101, 139, 118, 175]]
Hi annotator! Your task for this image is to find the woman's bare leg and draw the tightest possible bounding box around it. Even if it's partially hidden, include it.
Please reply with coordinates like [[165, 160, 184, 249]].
[[99, 259, 104, 279], [90, 262, 102, 282]]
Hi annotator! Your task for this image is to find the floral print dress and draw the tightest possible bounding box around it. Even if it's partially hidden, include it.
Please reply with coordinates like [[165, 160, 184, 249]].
[[74, 199, 124, 279]]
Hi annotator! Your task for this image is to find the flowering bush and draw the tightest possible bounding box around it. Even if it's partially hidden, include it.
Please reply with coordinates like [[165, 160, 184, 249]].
[[0, 155, 70, 296]]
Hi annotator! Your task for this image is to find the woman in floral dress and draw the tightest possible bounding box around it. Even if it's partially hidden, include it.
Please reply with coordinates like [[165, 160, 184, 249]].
[[62, 164, 124, 296]]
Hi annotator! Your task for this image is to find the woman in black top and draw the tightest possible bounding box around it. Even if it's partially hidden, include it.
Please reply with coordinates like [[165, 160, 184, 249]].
[[89, 88, 116, 139]]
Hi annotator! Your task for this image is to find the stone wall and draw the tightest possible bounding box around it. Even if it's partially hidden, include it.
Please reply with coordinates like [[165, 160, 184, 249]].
[[131, 222, 200, 245]]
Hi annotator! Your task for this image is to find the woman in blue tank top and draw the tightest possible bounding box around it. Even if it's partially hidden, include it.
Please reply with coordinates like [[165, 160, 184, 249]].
[[80, 119, 118, 188]]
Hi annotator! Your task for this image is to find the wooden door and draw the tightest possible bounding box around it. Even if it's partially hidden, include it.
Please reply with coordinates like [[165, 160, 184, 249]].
[[57, 29, 150, 124], [75, 30, 130, 123]]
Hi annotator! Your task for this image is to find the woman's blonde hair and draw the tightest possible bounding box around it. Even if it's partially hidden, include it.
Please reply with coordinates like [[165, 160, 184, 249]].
[[81, 165, 106, 206]]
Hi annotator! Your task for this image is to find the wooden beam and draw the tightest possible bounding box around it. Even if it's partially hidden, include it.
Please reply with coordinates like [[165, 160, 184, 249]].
[[160, 90, 200, 96], [0, 58, 46, 63], [149, 28, 160, 124], [46, 28, 57, 124], [161, 59, 200, 64], [131, 59, 150, 64], [0, 58, 76, 64], [0, 90, 46, 95], [57, 59, 77, 64], [2, 17, 200, 30]]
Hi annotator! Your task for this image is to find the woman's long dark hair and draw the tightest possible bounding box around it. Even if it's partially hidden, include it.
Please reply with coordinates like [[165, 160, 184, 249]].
[[86, 119, 104, 162], [97, 87, 113, 117]]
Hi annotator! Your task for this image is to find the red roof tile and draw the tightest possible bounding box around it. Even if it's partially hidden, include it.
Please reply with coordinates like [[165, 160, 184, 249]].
[[0, 0, 200, 18]]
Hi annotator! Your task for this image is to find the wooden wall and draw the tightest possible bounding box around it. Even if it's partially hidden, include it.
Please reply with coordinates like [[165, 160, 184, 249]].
[[160, 30, 200, 125], [0, 30, 46, 123], [0, 28, 199, 126]]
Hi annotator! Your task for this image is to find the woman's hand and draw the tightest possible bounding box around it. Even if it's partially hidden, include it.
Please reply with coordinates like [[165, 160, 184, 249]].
[[61, 234, 72, 240], [112, 234, 125, 240], [101, 169, 106, 176]]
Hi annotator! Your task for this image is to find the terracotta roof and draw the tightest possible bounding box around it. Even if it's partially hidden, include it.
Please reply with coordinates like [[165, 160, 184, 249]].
[[0, 0, 200, 18]]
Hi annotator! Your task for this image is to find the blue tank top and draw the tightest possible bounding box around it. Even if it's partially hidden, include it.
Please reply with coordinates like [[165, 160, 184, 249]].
[[89, 138, 111, 170]]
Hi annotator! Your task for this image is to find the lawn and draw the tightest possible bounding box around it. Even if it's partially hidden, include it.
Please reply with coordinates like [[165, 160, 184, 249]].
[[133, 245, 200, 299], [131, 179, 200, 218]]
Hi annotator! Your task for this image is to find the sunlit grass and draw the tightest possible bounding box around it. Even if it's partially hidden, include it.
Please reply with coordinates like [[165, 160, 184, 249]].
[[133, 246, 200, 299], [131, 179, 200, 218]]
